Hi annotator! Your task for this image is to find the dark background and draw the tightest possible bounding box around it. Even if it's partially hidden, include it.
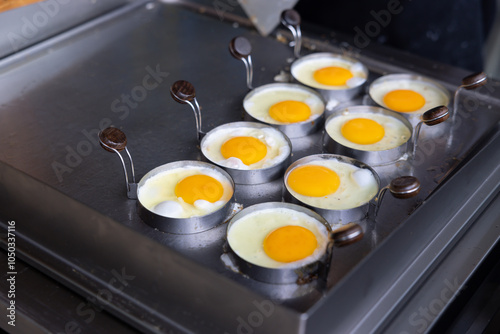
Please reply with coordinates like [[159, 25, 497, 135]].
[[295, 0, 496, 72]]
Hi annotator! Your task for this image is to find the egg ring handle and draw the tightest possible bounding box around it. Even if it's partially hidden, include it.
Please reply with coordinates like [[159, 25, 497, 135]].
[[451, 71, 487, 123], [409, 105, 449, 158], [98, 127, 138, 199], [170, 80, 204, 141], [462, 71, 487, 90], [229, 36, 254, 89], [280, 9, 302, 58], [330, 222, 364, 247], [373, 176, 420, 218]]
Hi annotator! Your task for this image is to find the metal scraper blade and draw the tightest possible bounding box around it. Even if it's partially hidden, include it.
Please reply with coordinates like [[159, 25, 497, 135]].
[[237, 0, 298, 36]]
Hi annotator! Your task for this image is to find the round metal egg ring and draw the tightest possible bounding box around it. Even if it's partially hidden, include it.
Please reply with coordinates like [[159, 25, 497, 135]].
[[200, 121, 292, 184], [242, 83, 327, 138], [136, 160, 236, 234]]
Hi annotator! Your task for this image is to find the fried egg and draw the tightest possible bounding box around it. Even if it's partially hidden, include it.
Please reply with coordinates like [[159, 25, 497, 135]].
[[326, 112, 411, 151], [201, 124, 290, 170], [227, 207, 329, 269], [286, 158, 378, 210], [243, 84, 325, 125], [291, 54, 367, 90], [138, 166, 233, 218], [369, 76, 450, 114]]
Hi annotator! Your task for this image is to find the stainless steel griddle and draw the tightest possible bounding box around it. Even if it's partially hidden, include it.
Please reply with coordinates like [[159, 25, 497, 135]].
[[1, 1, 499, 333]]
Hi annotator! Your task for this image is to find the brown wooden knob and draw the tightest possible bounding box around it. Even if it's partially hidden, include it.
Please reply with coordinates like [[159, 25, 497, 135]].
[[229, 36, 252, 60], [281, 9, 301, 27], [331, 223, 364, 247], [170, 80, 196, 104], [389, 176, 420, 199], [462, 72, 487, 90], [99, 127, 127, 152], [422, 105, 449, 126]]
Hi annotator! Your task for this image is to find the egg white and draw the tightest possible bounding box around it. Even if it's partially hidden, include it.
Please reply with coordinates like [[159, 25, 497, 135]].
[[138, 166, 233, 218], [243, 85, 325, 125], [286, 159, 378, 210], [227, 208, 329, 269], [292, 56, 367, 90], [201, 126, 290, 170], [369, 78, 449, 115], [326, 112, 411, 151]]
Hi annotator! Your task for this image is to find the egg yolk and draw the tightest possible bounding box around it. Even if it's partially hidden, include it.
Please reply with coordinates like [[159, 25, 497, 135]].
[[313, 66, 354, 86], [383, 89, 426, 112], [220, 136, 267, 165], [269, 100, 311, 123], [263, 225, 318, 263], [341, 118, 385, 145], [287, 165, 340, 197], [174, 174, 224, 205]]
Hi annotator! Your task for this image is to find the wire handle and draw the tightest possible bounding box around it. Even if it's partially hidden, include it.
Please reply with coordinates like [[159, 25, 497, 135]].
[[229, 36, 254, 89], [410, 105, 449, 158], [98, 127, 138, 199], [280, 9, 302, 58], [451, 72, 487, 123], [374, 176, 421, 218], [170, 80, 204, 141]]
